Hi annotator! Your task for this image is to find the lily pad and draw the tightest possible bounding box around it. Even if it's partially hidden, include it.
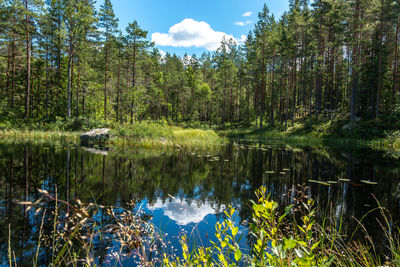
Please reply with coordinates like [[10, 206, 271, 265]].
[[360, 180, 378, 185], [308, 180, 330, 186]]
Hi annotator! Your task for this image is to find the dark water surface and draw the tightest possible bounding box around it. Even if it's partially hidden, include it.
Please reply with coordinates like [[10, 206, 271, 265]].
[[1, 141, 400, 266]]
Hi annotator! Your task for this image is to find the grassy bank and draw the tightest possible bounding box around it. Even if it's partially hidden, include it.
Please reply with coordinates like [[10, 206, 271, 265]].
[[1, 115, 399, 154], [0, 121, 227, 152], [218, 117, 400, 154]]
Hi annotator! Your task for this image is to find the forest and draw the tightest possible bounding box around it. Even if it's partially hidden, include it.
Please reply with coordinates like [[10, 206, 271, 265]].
[[3, 1, 400, 266], [0, 0, 400, 136]]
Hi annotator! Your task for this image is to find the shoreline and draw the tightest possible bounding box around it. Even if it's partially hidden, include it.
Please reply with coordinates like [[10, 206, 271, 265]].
[[1, 123, 398, 156]]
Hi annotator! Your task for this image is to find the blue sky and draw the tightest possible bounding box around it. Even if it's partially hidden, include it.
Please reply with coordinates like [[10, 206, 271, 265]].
[[97, 0, 290, 56]]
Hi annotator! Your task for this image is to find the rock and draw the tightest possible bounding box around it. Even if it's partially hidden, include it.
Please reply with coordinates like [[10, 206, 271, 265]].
[[342, 121, 358, 131], [81, 147, 108, 156], [80, 128, 110, 144]]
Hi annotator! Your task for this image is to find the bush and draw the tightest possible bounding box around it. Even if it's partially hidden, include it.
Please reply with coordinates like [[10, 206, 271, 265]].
[[111, 121, 173, 140], [163, 186, 399, 267]]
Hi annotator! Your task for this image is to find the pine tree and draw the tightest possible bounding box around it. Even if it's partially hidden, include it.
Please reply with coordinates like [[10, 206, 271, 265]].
[[99, 0, 118, 120], [125, 20, 149, 123]]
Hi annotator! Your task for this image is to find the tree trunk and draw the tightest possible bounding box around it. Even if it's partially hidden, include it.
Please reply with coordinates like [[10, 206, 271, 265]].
[[260, 44, 266, 129], [271, 55, 275, 127], [130, 38, 136, 124], [292, 59, 297, 126], [45, 51, 50, 120], [25, 0, 30, 119], [375, 0, 384, 118], [350, 0, 360, 122], [393, 15, 399, 97], [76, 59, 80, 117], [116, 50, 121, 122], [5, 39, 11, 103], [67, 39, 73, 118], [104, 31, 109, 120], [222, 64, 227, 125], [316, 17, 324, 113], [11, 32, 16, 107]]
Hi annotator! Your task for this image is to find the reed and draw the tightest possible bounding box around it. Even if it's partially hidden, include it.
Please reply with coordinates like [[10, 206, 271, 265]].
[[8, 185, 400, 266], [0, 124, 227, 152], [0, 129, 80, 145]]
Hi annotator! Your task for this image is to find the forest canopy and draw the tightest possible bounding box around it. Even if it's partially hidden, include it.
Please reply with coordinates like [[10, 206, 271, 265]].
[[0, 0, 399, 131]]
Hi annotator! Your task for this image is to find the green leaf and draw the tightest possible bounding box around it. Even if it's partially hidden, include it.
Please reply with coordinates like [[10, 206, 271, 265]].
[[311, 241, 320, 252], [278, 214, 287, 223], [234, 249, 242, 262], [221, 241, 227, 248], [283, 238, 297, 250], [232, 227, 239, 237]]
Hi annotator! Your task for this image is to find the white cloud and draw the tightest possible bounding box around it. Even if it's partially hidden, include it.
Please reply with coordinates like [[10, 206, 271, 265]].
[[151, 18, 237, 51], [240, 34, 247, 44], [234, 20, 252, 27], [242, 11, 253, 17], [158, 49, 166, 58], [147, 198, 223, 225]]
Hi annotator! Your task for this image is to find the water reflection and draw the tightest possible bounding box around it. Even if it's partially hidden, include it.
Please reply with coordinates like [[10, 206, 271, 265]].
[[1, 142, 400, 265], [147, 198, 223, 226]]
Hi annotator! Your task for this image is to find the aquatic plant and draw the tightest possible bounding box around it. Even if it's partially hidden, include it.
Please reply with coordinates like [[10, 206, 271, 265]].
[[9, 188, 167, 266]]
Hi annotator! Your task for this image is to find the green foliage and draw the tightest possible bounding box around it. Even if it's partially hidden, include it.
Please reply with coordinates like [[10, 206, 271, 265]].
[[249, 187, 333, 266], [162, 186, 400, 267], [111, 121, 173, 140], [163, 207, 243, 266], [1, 0, 400, 139]]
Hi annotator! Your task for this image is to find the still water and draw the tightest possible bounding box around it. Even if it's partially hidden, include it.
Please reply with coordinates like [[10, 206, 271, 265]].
[[1, 141, 400, 265]]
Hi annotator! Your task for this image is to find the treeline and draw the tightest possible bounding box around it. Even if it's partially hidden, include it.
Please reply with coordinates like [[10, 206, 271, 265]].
[[0, 0, 399, 129]]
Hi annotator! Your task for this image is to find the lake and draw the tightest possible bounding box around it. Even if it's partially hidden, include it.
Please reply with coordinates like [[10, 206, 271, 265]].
[[1, 141, 400, 266]]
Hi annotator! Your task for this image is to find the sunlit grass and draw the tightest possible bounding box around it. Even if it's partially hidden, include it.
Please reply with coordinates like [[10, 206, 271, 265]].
[[110, 126, 227, 153], [220, 124, 399, 155], [0, 129, 80, 145], [0, 124, 227, 152]]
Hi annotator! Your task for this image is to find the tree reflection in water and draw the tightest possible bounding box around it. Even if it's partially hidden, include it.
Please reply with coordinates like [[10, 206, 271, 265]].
[[0, 142, 400, 265]]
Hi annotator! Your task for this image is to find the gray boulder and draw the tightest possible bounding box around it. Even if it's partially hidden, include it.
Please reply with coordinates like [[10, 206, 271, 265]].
[[82, 147, 109, 155], [341, 119, 360, 131], [80, 128, 110, 144]]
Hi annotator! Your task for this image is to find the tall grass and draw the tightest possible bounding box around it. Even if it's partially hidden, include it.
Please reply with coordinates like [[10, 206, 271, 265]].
[[102, 124, 226, 152], [0, 129, 80, 145], [9, 186, 400, 266], [164, 186, 400, 267], [9, 188, 167, 266], [0, 122, 227, 152]]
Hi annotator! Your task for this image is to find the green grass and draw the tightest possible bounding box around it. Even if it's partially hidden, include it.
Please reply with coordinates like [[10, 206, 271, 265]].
[[11, 186, 400, 266], [0, 122, 227, 152], [109, 126, 227, 153], [0, 129, 80, 145], [1, 114, 399, 155], [219, 117, 400, 155]]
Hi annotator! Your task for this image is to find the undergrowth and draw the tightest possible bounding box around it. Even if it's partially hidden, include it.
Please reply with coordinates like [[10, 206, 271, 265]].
[[8, 186, 400, 266]]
